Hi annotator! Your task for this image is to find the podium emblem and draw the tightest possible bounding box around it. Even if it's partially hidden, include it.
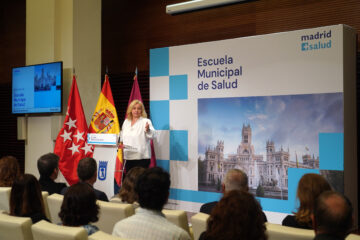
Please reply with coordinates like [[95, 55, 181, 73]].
[[98, 161, 108, 181]]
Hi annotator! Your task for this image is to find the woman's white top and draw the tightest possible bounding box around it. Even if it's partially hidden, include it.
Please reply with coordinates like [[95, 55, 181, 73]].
[[121, 117, 155, 160]]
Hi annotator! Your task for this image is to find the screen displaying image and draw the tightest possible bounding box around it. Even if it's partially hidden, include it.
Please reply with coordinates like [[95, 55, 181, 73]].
[[12, 61, 62, 114], [198, 93, 343, 200]]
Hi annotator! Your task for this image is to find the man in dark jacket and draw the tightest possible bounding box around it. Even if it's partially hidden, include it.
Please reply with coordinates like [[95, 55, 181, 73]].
[[61, 157, 108, 201], [37, 153, 67, 195]]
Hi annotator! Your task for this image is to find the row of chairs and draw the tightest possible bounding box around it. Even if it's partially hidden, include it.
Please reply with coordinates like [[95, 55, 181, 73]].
[[0, 209, 189, 240], [0, 187, 136, 234], [0, 188, 192, 239], [190, 212, 360, 240], [2, 187, 359, 240], [0, 213, 126, 240], [45, 194, 191, 235], [2, 209, 360, 240]]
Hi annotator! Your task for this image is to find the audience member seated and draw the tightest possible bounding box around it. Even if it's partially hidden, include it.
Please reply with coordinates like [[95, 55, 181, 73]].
[[61, 157, 108, 201], [112, 166, 145, 207], [59, 182, 99, 236], [0, 156, 20, 187], [199, 190, 267, 240], [112, 167, 191, 240], [200, 169, 267, 222], [10, 174, 50, 223], [282, 173, 331, 229], [37, 153, 67, 195], [312, 191, 353, 240]]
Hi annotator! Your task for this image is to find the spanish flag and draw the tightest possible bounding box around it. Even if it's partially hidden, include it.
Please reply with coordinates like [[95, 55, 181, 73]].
[[89, 74, 123, 185]]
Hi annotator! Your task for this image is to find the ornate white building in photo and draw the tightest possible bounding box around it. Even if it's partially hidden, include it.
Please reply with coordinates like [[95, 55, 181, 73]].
[[200, 124, 319, 199]]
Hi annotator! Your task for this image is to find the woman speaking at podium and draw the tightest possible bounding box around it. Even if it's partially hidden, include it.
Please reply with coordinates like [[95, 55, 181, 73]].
[[121, 100, 155, 174]]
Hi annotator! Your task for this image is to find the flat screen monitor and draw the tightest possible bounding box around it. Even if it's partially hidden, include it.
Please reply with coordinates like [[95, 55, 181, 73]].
[[12, 61, 63, 114]]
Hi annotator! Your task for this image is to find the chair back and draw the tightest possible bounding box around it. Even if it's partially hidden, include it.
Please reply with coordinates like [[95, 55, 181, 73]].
[[162, 209, 190, 234], [47, 193, 64, 224], [89, 230, 127, 240], [346, 234, 360, 240], [191, 212, 209, 240], [266, 223, 314, 240], [0, 187, 11, 212], [0, 212, 33, 240], [109, 197, 123, 203], [41, 191, 50, 220], [31, 220, 87, 240], [94, 200, 135, 234]]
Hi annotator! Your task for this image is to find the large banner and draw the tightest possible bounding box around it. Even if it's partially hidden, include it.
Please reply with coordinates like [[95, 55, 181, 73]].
[[149, 24, 355, 222]]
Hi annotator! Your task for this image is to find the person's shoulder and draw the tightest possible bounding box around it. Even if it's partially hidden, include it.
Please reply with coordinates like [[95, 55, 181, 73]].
[[54, 181, 66, 188], [165, 221, 191, 240], [60, 186, 68, 195], [200, 201, 218, 214], [113, 214, 135, 229], [123, 118, 131, 124], [95, 188, 109, 202], [39, 178, 66, 194], [282, 215, 311, 229], [282, 214, 295, 226], [121, 119, 130, 128], [112, 217, 133, 237], [55, 182, 67, 192]]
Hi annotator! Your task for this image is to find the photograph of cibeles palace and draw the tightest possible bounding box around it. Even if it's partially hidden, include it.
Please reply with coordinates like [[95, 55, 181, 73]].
[[198, 93, 344, 200]]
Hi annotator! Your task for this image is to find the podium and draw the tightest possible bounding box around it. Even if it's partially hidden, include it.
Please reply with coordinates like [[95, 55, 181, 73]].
[[87, 133, 118, 200]]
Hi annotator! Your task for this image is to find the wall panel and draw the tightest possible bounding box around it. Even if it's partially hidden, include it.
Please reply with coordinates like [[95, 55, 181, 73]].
[[102, 0, 360, 74], [0, 1, 26, 172]]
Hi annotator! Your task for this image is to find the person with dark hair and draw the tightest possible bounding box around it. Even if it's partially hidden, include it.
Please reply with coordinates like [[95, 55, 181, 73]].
[[37, 153, 67, 195], [0, 156, 21, 187], [112, 166, 145, 206], [200, 169, 267, 222], [282, 173, 332, 229], [312, 191, 353, 240], [10, 174, 49, 223], [61, 157, 108, 201], [112, 167, 190, 240], [59, 182, 99, 235], [200, 190, 267, 240]]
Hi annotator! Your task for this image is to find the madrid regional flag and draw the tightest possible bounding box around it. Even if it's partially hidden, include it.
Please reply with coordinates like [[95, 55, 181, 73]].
[[54, 75, 93, 185], [89, 74, 123, 185]]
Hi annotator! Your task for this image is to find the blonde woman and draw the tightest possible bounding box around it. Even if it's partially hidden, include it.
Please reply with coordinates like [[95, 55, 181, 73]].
[[121, 100, 155, 173]]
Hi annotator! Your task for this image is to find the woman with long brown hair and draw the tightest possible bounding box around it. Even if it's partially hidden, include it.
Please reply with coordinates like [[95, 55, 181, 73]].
[[114, 166, 145, 206], [282, 173, 332, 229], [200, 190, 267, 240], [10, 174, 49, 223]]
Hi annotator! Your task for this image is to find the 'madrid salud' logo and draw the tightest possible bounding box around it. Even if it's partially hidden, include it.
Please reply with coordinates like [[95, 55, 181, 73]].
[[301, 29, 332, 51], [98, 161, 108, 181]]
